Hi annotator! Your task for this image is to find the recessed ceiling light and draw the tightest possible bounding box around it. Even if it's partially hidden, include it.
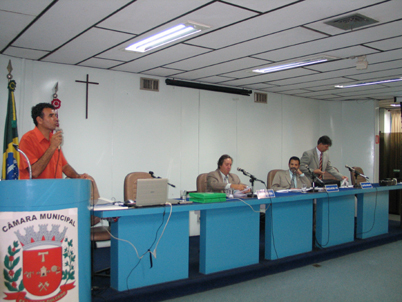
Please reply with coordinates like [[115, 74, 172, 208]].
[[125, 21, 210, 53], [251, 56, 337, 74], [334, 77, 402, 88]]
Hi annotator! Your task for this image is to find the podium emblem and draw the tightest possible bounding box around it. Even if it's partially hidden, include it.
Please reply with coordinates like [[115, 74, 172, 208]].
[[3, 224, 76, 301], [22, 246, 62, 296]]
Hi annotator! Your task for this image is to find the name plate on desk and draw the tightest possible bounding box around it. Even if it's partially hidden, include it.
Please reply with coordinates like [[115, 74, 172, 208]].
[[325, 184, 339, 192], [360, 182, 373, 189], [256, 189, 275, 199]]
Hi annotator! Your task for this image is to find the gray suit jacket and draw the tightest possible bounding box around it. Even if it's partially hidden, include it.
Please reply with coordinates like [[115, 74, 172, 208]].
[[206, 169, 242, 193], [300, 147, 343, 181], [271, 170, 311, 191]]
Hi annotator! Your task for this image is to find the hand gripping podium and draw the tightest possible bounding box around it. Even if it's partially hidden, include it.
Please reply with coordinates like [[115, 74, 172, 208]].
[[0, 179, 91, 302]]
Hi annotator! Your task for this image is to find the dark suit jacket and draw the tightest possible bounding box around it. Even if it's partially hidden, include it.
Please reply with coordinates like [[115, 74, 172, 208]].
[[271, 169, 311, 191], [300, 147, 343, 180], [206, 169, 242, 193]]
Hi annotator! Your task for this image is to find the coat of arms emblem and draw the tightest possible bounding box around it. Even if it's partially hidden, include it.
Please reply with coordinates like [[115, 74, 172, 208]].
[[3, 224, 76, 301]]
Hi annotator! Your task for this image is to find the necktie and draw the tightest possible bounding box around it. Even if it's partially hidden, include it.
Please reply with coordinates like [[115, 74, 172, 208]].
[[319, 153, 323, 179], [290, 174, 296, 189]]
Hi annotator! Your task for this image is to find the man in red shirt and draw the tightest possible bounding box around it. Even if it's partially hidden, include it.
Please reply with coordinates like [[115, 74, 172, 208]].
[[19, 103, 89, 179]]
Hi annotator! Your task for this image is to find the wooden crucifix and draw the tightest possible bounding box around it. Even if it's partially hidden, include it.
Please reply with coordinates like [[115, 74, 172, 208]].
[[75, 74, 99, 119]]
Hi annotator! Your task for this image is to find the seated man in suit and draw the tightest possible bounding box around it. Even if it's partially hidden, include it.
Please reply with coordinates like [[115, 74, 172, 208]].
[[272, 156, 311, 191], [207, 154, 249, 195], [300, 135, 348, 182]]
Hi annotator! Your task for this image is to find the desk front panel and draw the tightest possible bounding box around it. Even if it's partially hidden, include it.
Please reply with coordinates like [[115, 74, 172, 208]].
[[265, 198, 313, 260], [199, 205, 260, 274], [356, 190, 389, 239], [316, 194, 355, 248], [110, 211, 189, 291]]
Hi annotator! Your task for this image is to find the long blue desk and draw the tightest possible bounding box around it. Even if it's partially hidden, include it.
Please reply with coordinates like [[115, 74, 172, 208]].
[[93, 184, 402, 291]]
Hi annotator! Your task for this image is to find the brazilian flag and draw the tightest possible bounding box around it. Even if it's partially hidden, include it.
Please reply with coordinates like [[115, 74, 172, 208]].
[[2, 80, 20, 180]]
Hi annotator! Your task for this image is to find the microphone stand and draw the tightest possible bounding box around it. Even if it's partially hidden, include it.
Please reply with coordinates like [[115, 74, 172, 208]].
[[13, 144, 32, 179], [239, 170, 266, 193], [305, 166, 323, 192], [149, 171, 176, 188]]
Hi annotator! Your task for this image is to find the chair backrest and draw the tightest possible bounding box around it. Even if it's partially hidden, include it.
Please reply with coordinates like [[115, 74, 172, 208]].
[[267, 169, 283, 189], [323, 167, 339, 180], [196, 173, 208, 192], [350, 166, 366, 186], [124, 172, 153, 201]]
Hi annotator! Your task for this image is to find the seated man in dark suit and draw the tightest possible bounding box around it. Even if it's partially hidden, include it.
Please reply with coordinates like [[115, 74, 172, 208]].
[[206, 154, 249, 194], [272, 156, 311, 191]]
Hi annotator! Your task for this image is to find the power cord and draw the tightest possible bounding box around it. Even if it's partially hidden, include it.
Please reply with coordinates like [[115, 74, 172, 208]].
[[315, 191, 330, 249], [355, 187, 378, 236]]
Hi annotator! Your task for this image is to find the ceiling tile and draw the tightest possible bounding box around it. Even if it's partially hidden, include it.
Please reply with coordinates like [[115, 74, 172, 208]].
[[97, 0, 211, 34], [42, 28, 134, 64], [12, 0, 132, 50], [3, 46, 49, 60], [111, 44, 211, 73]]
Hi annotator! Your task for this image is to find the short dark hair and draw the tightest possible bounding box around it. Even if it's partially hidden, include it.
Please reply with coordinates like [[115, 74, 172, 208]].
[[317, 135, 332, 146], [289, 156, 300, 165], [31, 103, 55, 126], [217, 154, 233, 169]]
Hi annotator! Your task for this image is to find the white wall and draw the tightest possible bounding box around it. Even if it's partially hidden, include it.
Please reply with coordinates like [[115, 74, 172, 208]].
[[1, 54, 378, 199]]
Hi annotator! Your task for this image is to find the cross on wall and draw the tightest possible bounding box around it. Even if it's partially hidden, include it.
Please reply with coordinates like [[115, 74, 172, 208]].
[[75, 74, 99, 119]]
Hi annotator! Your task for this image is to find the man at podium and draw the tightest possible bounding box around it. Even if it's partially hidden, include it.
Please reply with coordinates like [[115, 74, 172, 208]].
[[18, 103, 89, 180]]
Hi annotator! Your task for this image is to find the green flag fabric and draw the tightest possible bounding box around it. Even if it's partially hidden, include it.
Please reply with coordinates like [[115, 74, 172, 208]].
[[2, 80, 20, 180]]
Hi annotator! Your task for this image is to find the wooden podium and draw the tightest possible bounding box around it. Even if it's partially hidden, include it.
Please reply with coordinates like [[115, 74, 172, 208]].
[[0, 179, 91, 302]]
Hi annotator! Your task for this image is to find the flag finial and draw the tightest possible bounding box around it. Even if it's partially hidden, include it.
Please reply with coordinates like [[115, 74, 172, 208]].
[[53, 82, 59, 98], [7, 60, 13, 80]]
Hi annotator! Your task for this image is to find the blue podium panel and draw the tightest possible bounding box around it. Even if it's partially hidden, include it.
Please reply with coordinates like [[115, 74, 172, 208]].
[[265, 198, 313, 260], [0, 179, 91, 302], [356, 190, 389, 239], [199, 205, 260, 274], [110, 211, 189, 291], [316, 193, 355, 248]]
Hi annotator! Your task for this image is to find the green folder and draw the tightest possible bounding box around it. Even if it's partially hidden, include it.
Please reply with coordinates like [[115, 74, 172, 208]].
[[189, 192, 227, 203]]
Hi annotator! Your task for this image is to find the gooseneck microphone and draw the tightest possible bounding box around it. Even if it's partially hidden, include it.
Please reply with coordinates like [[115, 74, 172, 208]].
[[345, 165, 369, 180], [237, 167, 250, 176], [237, 167, 266, 189], [305, 165, 324, 186], [149, 171, 176, 188], [13, 144, 32, 179]]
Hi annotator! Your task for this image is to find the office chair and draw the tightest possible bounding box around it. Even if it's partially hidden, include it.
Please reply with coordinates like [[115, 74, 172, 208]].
[[196, 173, 208, 192], [124, 172, 153, 201], [266, 169, 283, 189], [350, 166, 366, 187], [89, 176, 111, 278]]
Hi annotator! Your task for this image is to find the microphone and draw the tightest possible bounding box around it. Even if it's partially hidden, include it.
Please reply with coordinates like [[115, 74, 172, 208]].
[[237, 167, 255, 178], [237, 167, 249, 176], [13, 144, 32, 179], [149, 171, 176, 188], [345, 165, 369, 180], [55, 127, 63, 149], [305, 165, 324, 185]]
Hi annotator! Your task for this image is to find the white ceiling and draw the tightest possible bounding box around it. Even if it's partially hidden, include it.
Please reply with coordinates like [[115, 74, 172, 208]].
[[1, 0, 402, 106]]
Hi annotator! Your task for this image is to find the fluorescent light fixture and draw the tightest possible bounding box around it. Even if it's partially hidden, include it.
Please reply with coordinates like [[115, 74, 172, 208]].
[[390, 103, 400, 107], [125, 21, 210, 53], [252, 56, 337, 74], [334, 77, 402, 88]]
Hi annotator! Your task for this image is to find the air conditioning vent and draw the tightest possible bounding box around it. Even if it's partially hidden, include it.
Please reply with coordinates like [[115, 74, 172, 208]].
[[254, 92, 267, 104], [325, 13, 378, 31], [140, 77, 159, 92]]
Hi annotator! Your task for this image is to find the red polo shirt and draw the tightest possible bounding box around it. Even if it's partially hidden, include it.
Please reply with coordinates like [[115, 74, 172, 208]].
[[19, 127, 67, 179]]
